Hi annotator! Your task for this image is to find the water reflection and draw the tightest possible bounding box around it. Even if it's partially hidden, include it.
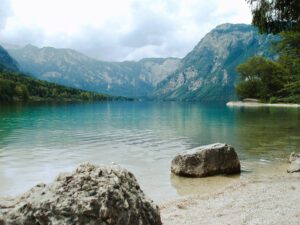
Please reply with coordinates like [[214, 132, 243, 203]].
[[170, 173, 240, 196], [232, 107, 300, 159]]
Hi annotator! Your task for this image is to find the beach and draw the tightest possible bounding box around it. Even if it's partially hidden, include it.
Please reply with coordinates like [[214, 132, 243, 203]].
[[160, 169, 300, 225], [227, 101, 300, 108]]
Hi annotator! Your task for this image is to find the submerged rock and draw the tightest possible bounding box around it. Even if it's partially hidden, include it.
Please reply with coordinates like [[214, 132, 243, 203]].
[[288, 152, 300, 173], [171, 143, 241, 177], [0, 163, 162, 225]]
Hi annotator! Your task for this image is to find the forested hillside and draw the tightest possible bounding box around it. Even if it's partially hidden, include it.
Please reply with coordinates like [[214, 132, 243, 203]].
[[0, 71, 114, 102], [0, 46, 124, 102]]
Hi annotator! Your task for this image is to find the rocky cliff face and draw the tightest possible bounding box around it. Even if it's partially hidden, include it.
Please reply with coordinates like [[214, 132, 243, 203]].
[[7, 45, 180, 98], [154, 24, 277, 101]]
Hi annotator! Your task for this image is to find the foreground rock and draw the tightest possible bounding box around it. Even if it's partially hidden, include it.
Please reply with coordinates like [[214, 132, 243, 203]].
[[288, 152, 300, 173], [171, 143, 241, 177], [0, 163, 162, 225]]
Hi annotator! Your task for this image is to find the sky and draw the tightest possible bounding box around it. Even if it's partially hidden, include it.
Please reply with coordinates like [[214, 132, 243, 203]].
[[0, 0, 252, 61]]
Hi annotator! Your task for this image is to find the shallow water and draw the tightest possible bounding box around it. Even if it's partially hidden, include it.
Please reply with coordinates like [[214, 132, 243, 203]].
[[0, 101, 299, 202]]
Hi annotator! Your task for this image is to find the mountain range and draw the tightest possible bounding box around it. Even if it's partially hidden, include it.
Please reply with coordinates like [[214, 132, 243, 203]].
[[0, 46, 119, 102], [3, 23, 278, 101], [7, 45, 181, 98]]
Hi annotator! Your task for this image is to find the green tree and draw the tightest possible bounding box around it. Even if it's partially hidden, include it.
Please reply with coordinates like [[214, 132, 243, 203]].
[[236, 56, 288, 101], [276, 32, 300, 78], [273, 32, 300, 101], [0, 70, 122, 103], [0, 79, 14, 101], [80, 92, 92, 101], [236, 0, 300, 103], [247, 0, 300, 34], [14, 84, 29, 100]]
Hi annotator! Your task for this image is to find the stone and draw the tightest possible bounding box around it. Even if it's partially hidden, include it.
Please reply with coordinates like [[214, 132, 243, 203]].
[[288, 152, 300, 173], [287, 160, 300, 173], [289, 152, 300, 163], [0, 163, 162, 225], [171, 143, 241, 177]]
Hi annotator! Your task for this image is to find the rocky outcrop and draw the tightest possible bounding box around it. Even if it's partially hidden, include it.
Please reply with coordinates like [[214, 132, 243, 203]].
[[288, 152, 300, 173], [171, 143, 241, 177], [0, 163, 162, 225]]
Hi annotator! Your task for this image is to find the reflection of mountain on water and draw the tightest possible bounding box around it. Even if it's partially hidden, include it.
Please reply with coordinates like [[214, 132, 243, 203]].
[[150, 102, 236, 148], [232, 107, 300, 159]]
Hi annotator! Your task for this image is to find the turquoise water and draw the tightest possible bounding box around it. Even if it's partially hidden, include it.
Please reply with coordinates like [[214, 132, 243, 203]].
[[0, 102, 299, 201]]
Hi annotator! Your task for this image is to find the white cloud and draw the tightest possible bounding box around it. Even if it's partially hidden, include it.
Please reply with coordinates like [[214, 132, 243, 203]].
[[0, 0, 12, 29], [0, 0, 252, 61]]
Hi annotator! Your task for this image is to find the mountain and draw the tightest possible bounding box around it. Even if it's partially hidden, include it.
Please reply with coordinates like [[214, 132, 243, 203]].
[[0, 46, 19, 72], [154, 24, 278, 101], [0, 45, 124, 102], [7, 45, 181, 98], [5, 23, 277, 101]]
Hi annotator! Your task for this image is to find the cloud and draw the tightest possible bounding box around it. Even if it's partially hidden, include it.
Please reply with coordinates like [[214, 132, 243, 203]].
[[0, 0, 12, 29], [121, 9, 176, 48], [0, 0, 252, 61]]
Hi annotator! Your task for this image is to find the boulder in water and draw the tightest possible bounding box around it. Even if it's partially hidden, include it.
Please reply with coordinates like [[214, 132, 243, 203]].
[[171, 143, 241, 177]]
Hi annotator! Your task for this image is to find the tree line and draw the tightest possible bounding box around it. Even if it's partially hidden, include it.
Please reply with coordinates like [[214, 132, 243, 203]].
[[0, 70, 128, 102]]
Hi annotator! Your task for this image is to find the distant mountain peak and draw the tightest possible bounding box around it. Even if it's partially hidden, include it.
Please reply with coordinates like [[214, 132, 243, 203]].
[[24, 44, 38, 50], [154, 23, 277, 101], [215, 23, 251, 29]]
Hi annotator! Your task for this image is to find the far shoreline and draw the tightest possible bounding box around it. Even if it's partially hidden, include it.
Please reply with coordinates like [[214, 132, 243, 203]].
[[227, 101, 300, 108]]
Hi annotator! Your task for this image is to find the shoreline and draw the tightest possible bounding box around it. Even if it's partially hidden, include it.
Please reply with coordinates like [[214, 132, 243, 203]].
[[1, 160, 299, 224], [227, 101, 300, 108], [160, 172, 300, 225]]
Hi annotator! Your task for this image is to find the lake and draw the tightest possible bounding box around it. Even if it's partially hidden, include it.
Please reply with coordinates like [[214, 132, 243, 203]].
[[0, 101, 299, 202]]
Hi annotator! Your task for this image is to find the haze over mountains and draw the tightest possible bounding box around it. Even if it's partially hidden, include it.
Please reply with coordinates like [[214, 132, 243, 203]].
[[3, 23, 277, 101]]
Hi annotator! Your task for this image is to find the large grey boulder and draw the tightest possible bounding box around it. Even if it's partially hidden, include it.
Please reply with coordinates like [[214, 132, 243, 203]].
[[171, 143, 241, 177], [0, 163, 162, 225], [288, 152, 300, 173]]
